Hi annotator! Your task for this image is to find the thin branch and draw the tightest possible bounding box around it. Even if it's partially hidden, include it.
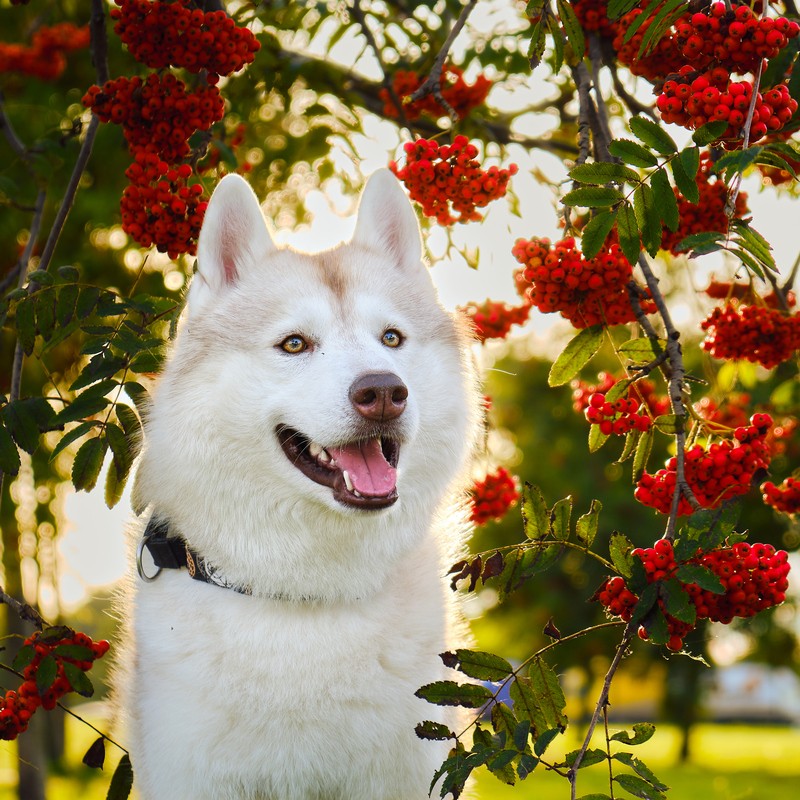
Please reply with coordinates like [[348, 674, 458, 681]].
[[781, 248, 800, 296], [58, 703, 129, 754], [0, 588, 46, 630], [0, 89, 31, 162]]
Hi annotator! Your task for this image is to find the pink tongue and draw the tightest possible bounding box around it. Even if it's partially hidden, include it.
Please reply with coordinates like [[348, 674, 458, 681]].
[[328, 439, 397, 497]]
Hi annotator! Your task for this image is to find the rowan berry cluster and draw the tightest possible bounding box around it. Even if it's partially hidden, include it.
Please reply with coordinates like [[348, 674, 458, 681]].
[[389, 136, 517, 225], [572, 0, 617, 38], [613, 8, 686, 82], [762, 476, 800, 515], [511, 236, 655, 328], [700, 303, 800, 369], [471, 467, 520, 526], [0, 23, 90, 81], [459, 299, 532, 342], [598, 538, 790, 652], [585, 392, 653, 435], [83, 73, 225, 163], [674, 3, 799, 74], [693, 393, 751, 429], [661, 153, 749, 255], [1, 629, 109, 741], [704, 279, 794, 309], [635, 413, 773, 515], [380, 64, 491, 121], [110, 0, 260, 77]]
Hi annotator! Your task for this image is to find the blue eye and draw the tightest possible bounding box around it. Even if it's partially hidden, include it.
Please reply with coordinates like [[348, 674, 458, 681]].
[[382, 329, 403, 348], [280, 335, 308, 354]]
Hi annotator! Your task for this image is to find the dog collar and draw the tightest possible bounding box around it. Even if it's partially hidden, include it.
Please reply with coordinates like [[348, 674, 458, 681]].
[[137, 516, 252, 596]]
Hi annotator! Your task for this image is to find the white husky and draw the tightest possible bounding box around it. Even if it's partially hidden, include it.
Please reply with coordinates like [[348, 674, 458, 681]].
[[118, 169, 480, 799]]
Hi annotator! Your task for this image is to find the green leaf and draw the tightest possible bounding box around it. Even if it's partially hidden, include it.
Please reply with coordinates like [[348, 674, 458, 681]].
[[2, 400, 41, 454], [676, 231, 724, 257], [610, 722, 656, 745], [614, 772, 666, 800], [548, 325, 604, 387], [609, 531, 635, 579], [27, 269, 54, 286], [660, 578, 696, 625], [629, 117, 677, 155], [633, 184, 661, 257], [632, 426, 653, 481], [57, 265, 80, 282], [576, 499, 602, 548], [72, 436, 108, 492], [563, 748, 607, 769], [588, 423, 609, 452], [50, 421, 96, 461], [630, 582, 659, 626], [415, 680, 493, 708], [637, 0, 686, 58], [35, 288, 56, 341], [557, 0, 585, 62], [534, 727, 562, 756], [522, 483, 549, 541], [581, 210, 619, 260], [617, 429, 640, 463], [672, 148, 700, 203], [15, 296, 36, 355], [53, 394, 110, 426], [62, 662, 95, 697], [53, 643, 95, 661], [607, 139, 658, 168], [569, 163, 639, 185], [607, 0, 640, 20], [731, 220, 776, 273], [105, 422, 132, 479], [528, 20, 546, 68], [649, 168, 679, 232], [561, 186, 624, 208], [415, 720, 454, 741], [12, 644, 36, 672], [621, 0, 661, 44], [713, 147, 763, 181], [129, 350, 164, 374], [76, 286, 102, 319], [56, 284, 79, 326], [452, 649, 514, 682], [527, 658, 568, 733], [619, 337, 666, 364], [550, 496, 572, 541], [0, 423, 21, 476], [36, 654, 58, 695], [105, 458, 128, 509], [107, 754, 134, 800], [653, 414, 681, 434], [518, 751, 539, 780], [124, 381, 150, 411], [692, 120, 729, 147], [674, 564, 725, 594], [615, 203, 641, 266], [613, 753, 669, 792], [549, 12, 565, 73]]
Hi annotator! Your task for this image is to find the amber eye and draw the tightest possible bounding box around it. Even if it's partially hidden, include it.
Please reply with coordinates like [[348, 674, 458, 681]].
[[280, 335, 308, 354], [382, 329, 403, 348]]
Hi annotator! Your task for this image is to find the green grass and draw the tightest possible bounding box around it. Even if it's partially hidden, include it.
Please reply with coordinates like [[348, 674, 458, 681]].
[[0, 716, 798, 799]]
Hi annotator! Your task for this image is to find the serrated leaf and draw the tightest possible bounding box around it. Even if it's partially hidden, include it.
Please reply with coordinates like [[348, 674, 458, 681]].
[[569, 163, 639, 185], [638, 599, 670, 644], [551, 496, 572, 541], [605, 378, 634, 405], [576, 499, 602, 548], [72, 436, 108, 492], [453, 649, 514, 682], [610, 722, 656, 745], [557, 0, 585, 62], [35, 288, 56, 341], [649, 168, 679, 232], [672, 148, 700, 203], [548, 325, 604, 387], [588, 423, 610, 452], [637, 0, 685, 58], [54, 394, 110, 426], [2, 400, 40, 454], [488, 749, 518, 784], [674, 564, 725, 594], [653, 414, 682, 434], [615, 203, 641, 266], [53, 644, 94, 661], [607, 0, 640, 20], [609, 531, 635, 579], [415, 680, 493, 708], [614, 772, 666, 800], [56, 284, 79, 326], [632, 426, 653, 481], [12, 644, 36, 672], [415, 720, 454, 741], [513, 719, 532, 752], [50, 421, 96, 461], [518, 751, 539, 779], [105, 460, 128, 509], [15, 296, 36, 355], [105, 422, 132, 479], [676, 231, 724, 256], [549, 13, 565, 72], [731, 220, 776, 273], [692, 120, 729, 147], [613, 753, 669, 792], [534, 727, 562, 756], [621, 0, 661, 44], [619, 337, 666, 364], [522, 483, 549, 541], [728, 247, 765, 280], [36, 654, 58, 695], [57, 265, 80, 282], [76, 286, 101, 319], [563, 747, 607, 769], [633, 184, 661, 257], [62, 661, 95, 697], [660, 578, 696, 625], [124, 381, 150, 411], [528, 20, 546, 68], [629, 117, 677, 155], [562, 186, 624, 208], [107, 754, 134, 800], [608, 139, 658, 168], [527, 658, 568, 732], [713, 147, 763, 181], [581, 210, 619, 260]]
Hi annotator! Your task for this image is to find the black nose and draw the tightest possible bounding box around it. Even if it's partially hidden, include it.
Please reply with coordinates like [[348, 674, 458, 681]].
[[349, 373, 408, 421]]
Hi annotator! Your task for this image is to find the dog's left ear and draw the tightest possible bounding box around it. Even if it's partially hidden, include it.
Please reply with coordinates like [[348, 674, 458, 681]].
[[188, 174, 277, 317], [352, 169, 425, 275]]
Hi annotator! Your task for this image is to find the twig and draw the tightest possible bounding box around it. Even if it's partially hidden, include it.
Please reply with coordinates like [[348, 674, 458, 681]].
[[0, 89, 31, 162], [0, 588, 46, 630], [407, 0, 478, 126], [57, 703, 129, 754], [610, 63, 657, 120], [781, 248, 800, 296]]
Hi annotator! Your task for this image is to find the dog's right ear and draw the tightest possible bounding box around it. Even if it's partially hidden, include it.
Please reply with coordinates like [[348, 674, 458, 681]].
[[188, 174, 277, 317]]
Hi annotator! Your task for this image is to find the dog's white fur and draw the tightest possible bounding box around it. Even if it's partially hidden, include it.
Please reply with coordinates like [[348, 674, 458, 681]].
[[117, 170, 480, 799]]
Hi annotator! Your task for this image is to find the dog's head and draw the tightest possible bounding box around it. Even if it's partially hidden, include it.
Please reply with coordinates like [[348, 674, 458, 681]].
[[139, 170, 478, 528]]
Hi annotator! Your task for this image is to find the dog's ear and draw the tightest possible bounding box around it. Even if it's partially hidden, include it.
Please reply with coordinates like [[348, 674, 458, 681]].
[[188, 174, 277, 316], [352, 169, 424, 275]]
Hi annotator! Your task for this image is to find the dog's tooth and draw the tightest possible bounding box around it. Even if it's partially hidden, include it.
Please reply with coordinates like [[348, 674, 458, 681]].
[[353, 489, 362, 498], [308, 442, 322, 458], [342, 470, 354, 492], [318, 449, 331, 463]]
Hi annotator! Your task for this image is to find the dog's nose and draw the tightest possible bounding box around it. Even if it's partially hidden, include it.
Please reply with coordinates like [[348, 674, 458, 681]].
[[349, 373, 408, 421]]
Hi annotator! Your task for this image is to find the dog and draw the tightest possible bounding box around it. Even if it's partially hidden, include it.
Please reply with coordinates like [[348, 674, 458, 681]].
[[117, 168, 480, 799]]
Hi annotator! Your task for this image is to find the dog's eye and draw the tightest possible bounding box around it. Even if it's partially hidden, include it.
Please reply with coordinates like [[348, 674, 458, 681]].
[[382, 329, 403, 348], [280, 335, 308, 354]]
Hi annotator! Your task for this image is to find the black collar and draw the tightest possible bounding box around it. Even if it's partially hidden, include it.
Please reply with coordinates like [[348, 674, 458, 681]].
[[139, 516, 252, 596]]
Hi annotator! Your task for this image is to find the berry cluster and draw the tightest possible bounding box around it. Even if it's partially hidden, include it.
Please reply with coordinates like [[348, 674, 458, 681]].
[[83, 73, 225, 163], [657, 68, 797, 143], [511, 236, 656, 328], [704, 279, 794, 309], [585, 392, 653, 435], [700, 303, 800, 369], [572, 373, 668, 418], [674, 3, 799, 75], [597, 539, 790, 652], [471, 467, 520, 526], [381, 64, 491, 121], [459, 299, 531, 342], [693, 393, 752, 430], [661, 152, 749, 256], [635, 414, 773, 515], [762, 476, 800, 515], [1, 629, 109, 740], [573, 0, 617, 38], [613, 8, 686, 82], [121, 153, 208, 258], [389, 136, 517, 225], [110, 0, 260, 77], [0, 23, 90, 81]]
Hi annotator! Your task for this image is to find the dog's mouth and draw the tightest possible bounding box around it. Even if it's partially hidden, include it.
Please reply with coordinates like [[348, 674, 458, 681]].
[[276, 427, 400, 510]]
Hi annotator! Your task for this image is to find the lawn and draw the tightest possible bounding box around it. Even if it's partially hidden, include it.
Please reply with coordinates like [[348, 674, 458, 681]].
[[0, 716, 798, 799]]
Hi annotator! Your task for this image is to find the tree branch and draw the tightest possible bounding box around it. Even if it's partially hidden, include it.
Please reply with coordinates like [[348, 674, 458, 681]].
[[0, 587, 46, 630]]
